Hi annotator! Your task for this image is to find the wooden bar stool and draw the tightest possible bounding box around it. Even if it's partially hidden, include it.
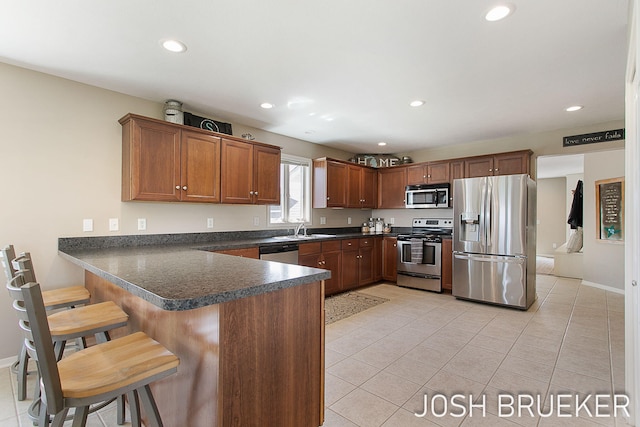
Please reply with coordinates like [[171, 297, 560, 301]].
[[7, 272, 130, 423], [1, 245, 90, 310], [1, 246, 91, 402], [18, 280, 179, 427]]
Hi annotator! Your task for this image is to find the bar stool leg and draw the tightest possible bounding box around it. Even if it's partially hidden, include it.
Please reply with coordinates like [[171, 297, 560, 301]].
[[71, 406, 89, 427], [127, 390, 141, 427], [138, 385, 163, 427], [16, 343, 28, 401]]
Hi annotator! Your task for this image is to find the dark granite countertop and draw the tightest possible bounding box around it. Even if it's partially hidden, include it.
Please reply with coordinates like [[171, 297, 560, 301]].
[[59, 244, 331, 311], [58, 228, 406, 312]]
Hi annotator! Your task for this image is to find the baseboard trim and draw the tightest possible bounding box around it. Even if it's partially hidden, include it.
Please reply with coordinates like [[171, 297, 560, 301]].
[[581, 280, 625, 295]]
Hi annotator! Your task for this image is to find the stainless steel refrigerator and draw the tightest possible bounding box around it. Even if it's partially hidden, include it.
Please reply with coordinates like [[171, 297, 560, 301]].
[[452, 174, 536, 310]]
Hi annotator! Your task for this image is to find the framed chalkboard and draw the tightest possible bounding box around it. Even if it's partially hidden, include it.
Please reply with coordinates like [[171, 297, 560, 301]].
[[596, 177, 624, 242]]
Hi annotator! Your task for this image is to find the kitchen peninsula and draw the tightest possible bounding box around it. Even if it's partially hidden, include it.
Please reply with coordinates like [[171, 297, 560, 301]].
[[59, 236, 330, 427]]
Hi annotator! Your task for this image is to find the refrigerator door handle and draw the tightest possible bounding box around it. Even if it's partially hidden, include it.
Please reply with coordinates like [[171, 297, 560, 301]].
[[453, 252, 526, 264], [485, 179, 492, 248]]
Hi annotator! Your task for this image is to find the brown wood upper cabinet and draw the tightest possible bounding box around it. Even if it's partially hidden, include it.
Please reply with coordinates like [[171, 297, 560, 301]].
[[313, 159, 347, 208], [121, 114, 221, 202], [347, 164, 377, 208], [406, 161, 450, 185], [464, 150, 531, 178], [377, 167, 407, 208], [220, 138, 281, 204], [313, 158, 376, 208]]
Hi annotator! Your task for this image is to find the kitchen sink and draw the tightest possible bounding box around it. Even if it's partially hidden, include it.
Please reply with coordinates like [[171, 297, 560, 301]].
[[272, 234, 336, 240]]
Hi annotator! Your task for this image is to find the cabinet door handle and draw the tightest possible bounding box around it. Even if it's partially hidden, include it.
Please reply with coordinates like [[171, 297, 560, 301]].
[[250, 191, 254, 195], [176, 185, 181, 190], [182, 186, 187, 190], [327, 197, 330, 200], [488, 168, 493, 172], [254, 192, 258, 195]]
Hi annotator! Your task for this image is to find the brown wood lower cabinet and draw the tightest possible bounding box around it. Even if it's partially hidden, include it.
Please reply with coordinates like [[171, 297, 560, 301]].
[[382, 237, 397, 282], [85, 272, 324, 427], [341, 238, 375, 291], [441, 238, 453, 291], [299, 241, 342, 295], [213, 247, 259, 258]]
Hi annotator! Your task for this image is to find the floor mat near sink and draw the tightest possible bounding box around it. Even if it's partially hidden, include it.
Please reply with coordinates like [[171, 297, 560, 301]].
[[325, 292, 390, 325]]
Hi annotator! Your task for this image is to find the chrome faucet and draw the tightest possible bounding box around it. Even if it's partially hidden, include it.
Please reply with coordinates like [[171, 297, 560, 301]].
[[294, 222, 307, 237]]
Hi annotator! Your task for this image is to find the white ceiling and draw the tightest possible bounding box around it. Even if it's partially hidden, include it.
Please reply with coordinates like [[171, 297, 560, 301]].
[[0, 0, 628, 154]]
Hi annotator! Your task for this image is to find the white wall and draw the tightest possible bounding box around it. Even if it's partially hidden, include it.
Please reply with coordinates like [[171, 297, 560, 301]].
[[0, 62, 369, 360], [583, 149, 626, 290], [536, 178, 567, 256], [401, 120, 625, 176]]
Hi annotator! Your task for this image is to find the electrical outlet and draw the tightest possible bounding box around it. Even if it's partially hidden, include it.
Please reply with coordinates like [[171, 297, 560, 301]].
[[109, 218, 119, 232], [137, 218, 147, 231], [389, 217, 395, 224], [320, 216, 326, 225], [253, 217, 260, 226], [207, 218, 214, 228], [552, 243, 557, 249], [82, 219, 93, 232], [347, 217, 352, 225]]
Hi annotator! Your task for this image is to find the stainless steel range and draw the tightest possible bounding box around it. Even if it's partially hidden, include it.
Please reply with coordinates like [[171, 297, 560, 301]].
[[397, 218, 453, 292]]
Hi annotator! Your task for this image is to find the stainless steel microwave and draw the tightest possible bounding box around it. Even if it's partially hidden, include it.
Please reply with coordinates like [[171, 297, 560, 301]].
[[405, 183, 450, 208]]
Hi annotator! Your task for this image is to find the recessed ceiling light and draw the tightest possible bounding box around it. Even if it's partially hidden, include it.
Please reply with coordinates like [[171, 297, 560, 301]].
[[565, 105, 584, 112], [485, 5, 514, 21], [409, 100, 425, 107], [378, 142, 387, 146], [161, 39, 187, 53], [260, 102, 274, 109]]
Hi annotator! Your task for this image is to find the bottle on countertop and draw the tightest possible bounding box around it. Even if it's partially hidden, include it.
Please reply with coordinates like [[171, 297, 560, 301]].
[[383, 223, 391, 233], [368, 218, 375, 233], [362, 222, 370, 233], [375, 218, 383, 233]]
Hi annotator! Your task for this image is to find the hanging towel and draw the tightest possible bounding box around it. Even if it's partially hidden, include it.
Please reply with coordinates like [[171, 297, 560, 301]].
[[567, 180, 583, 229], [410, 239, 423, 263]]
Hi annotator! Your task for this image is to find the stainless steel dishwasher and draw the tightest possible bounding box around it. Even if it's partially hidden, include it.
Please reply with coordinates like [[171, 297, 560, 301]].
[[259, 243, 299, 265]]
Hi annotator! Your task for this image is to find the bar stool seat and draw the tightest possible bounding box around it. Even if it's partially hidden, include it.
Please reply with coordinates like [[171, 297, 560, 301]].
[[48, 302, 128, 339], [1, 245, 90, 309], [20, 281, 179, 427], [42, 286, 91, 311]]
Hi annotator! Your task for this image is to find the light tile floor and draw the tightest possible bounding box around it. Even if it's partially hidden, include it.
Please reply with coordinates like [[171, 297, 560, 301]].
[[324, 275, 627, 427], [0, 274, 627, 426]]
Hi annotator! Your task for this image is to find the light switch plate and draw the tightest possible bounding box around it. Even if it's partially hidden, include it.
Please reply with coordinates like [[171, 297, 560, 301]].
[[207, 218, 214, 228], [320, 216, 326, 225], [109, 218, 119, 231], [347, 217, 352, 225], [253, 217, 260, 226], [82, 219, 93, 232]]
